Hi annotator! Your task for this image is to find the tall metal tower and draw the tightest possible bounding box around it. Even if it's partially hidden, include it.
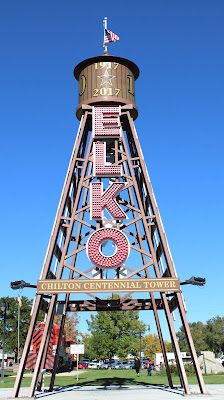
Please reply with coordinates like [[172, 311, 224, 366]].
[[13, 53, 207, 397]]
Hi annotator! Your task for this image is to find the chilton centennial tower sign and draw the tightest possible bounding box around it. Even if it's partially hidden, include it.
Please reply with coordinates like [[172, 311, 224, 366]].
[[13, 35, 207, 397], [37, 278, 180, 294]]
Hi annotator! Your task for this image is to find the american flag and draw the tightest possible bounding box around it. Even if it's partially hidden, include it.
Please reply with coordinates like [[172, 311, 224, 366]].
[[104, 29, 120, 44]]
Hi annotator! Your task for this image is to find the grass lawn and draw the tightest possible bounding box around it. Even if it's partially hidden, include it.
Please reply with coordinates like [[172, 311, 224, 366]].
[[0, 369, 224, 389]]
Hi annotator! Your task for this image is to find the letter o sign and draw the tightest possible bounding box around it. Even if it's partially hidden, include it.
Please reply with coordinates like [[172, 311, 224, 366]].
[[87, 228, 129, 269]]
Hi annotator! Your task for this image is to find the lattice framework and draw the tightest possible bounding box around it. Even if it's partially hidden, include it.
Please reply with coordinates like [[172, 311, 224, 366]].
[[13, 106, 207, 397]]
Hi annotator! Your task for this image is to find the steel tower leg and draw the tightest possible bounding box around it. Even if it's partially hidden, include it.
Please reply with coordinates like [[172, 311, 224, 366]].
[[12, 112, 91, 397], [125, 110, 207, 394]]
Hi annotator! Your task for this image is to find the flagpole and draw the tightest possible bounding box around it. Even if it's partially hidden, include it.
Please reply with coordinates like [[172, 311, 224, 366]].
[[17, 294, 22, 363], [18, 298, 20, 362], [103, 17, 108, 53]]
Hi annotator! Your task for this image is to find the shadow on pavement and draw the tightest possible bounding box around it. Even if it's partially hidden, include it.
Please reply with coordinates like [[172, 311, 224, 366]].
[[36, 378, 184, 398]]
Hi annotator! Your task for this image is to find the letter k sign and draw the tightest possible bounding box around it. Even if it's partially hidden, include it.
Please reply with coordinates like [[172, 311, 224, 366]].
[[90, 182, 126, 220]]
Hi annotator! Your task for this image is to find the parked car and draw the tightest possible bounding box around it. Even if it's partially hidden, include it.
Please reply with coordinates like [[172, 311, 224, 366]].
[[218, 355, 224, 367], [82, 359, 90, 363], [78, 361, 88, 369], [99, 362, 110, 369], [119, 361, 133, 369], [88, 362, 100, 369], [111, 361, 132, 369], [111, 361, 121, 369], [79, 359, 90, 367]]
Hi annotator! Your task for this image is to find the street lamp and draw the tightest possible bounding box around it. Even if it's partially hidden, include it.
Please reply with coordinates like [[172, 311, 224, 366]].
[[1, 302, 9, 383], [10, 281, 37, 365], [180, 276, 206, 286], [166, 276, 206, 298], [10, 280, 37, 289], [138, 325, 149, 362], [139, 330, 142, 361]]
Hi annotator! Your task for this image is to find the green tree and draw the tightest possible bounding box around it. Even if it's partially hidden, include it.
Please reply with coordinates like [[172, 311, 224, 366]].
[[206, 316, 224, 356], [81, 333, 97, 360], [86, 306, 146, 360], [0, 296, 32, 354], [142, 333, 172, 359], [177, 322, 209, 354], [54, 313, 79, 342]]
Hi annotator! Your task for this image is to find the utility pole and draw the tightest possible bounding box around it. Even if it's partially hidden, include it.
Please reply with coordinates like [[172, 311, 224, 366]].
[[1, 302, 9, 383]]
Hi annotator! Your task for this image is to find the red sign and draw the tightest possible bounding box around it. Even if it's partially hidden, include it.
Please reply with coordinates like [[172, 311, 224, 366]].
[[86, 106, 129, 269]]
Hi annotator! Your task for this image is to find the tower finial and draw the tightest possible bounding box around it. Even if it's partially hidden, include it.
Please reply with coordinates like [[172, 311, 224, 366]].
[[103, 17, 108, 53], [103, 17, 120, 53]]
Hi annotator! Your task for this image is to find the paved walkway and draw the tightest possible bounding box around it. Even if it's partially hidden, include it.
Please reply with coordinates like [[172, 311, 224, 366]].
[[1, 385, 224, 400]]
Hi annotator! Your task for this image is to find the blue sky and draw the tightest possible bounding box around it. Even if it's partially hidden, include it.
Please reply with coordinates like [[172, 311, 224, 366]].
[[0, 1, 224, 339]]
